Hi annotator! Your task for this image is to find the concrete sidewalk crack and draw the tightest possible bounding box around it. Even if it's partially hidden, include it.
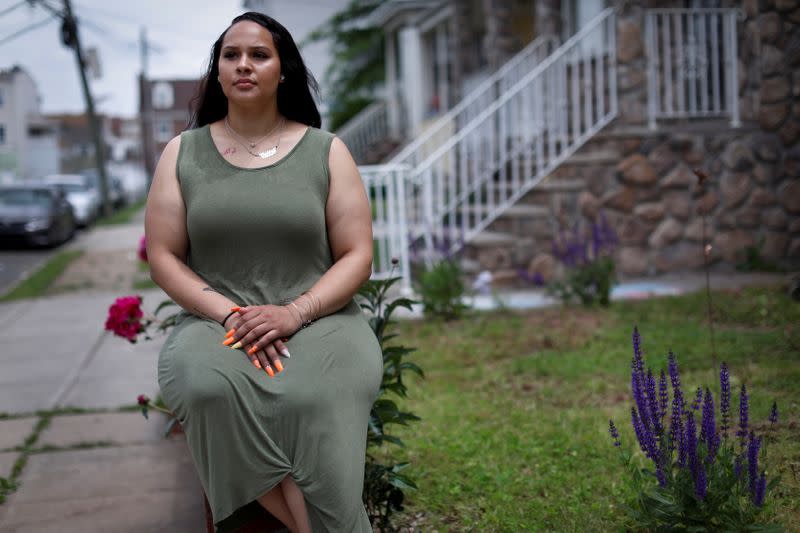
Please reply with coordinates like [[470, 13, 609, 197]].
[[50, 330, 109, 409]]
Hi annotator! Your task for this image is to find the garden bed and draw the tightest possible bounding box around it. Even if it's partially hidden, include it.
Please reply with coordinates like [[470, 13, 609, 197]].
[[383, 284, 799, 530]]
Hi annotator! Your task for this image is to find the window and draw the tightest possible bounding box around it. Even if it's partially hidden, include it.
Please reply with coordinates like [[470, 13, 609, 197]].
[[151, 82, 175, 110], [0, 124, 5, 145], [154, 118, 172, 142]]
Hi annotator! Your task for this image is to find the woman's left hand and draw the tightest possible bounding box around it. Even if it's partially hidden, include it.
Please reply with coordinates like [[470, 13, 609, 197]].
[[226, 305, 299, 355]]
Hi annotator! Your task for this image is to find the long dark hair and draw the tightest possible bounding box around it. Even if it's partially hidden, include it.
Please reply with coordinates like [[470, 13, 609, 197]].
[[189, 12, 321, 129]]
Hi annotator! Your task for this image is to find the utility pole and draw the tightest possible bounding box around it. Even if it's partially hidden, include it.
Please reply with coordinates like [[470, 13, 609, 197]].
[[30, 0, 111, 217], [62, 0, 110, 217]]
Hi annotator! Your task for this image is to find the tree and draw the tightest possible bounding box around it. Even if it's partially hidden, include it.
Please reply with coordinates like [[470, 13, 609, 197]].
[[302, 0, 384, 131]]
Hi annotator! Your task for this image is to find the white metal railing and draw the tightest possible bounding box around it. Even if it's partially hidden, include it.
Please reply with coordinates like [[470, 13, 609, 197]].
[[361, 9, 617, 292], [360, 164, 412, 288], [389, 33, 559, 170], [335, 101, 390, 165], [645, 8, 742, 129]]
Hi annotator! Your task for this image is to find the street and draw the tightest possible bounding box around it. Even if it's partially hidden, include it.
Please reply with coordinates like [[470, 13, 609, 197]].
[[0, 245, 61, 296]]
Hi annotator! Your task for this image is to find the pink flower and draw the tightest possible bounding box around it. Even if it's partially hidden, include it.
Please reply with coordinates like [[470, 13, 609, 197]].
[[105, 295, 144, 342], [137, 394, 149, 406], [138, 235, 148, 263]]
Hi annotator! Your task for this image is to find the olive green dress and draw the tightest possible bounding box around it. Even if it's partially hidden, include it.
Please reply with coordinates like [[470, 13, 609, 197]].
[[157, 125, 383, 532]]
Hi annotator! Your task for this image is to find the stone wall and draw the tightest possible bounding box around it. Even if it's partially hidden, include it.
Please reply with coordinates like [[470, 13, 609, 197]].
[[596, 0, 800, 275]]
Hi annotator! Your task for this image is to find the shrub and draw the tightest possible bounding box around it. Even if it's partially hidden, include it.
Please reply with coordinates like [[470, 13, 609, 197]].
[[609, 328, 781, 531], [410, 229, 469, 320], [549, 212, 617, 306], [358, 263, 424, 531]]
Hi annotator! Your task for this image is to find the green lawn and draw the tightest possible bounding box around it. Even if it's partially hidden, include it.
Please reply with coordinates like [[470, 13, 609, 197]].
[[95, 198, 145, 226], [383, 285, 800, 531], [0, 250, 83, 302]]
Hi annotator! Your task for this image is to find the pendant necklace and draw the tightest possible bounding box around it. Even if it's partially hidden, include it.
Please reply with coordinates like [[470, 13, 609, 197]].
[[224, 116, 285, 159]]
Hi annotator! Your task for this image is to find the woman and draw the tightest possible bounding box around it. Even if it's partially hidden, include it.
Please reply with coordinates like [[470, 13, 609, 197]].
[[145, 11, 383, 533]]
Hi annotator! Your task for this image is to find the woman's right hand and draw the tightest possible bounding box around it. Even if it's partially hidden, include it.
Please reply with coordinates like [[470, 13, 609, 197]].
[[222, 310, 292, 378]]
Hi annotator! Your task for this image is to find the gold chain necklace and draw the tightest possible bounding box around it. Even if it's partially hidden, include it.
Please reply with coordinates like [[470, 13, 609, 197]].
[[224, 116, 285, 159]]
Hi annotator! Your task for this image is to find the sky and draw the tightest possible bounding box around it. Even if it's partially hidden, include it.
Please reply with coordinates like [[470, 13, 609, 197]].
[[0, 0, 347, 118]]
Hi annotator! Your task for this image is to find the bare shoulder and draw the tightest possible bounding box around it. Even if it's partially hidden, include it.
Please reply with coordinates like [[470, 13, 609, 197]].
[[328, 135, 356, 166]]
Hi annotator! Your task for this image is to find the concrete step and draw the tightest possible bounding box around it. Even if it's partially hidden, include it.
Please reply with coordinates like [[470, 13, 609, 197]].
[[533, 178, 586, 192], [468, 230, 518, 247], [558, 149, 619, 165], [460, 204, 550, 218]]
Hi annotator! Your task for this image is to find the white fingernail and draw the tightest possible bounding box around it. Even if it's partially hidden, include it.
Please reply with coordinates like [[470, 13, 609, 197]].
[[282, 349, 291, 358]]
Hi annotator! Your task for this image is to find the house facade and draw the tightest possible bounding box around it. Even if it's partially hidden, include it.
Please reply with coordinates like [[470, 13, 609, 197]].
[[340, 0, 799, 289], [139, 76, 199, 178], [0, 66, 58, 182]]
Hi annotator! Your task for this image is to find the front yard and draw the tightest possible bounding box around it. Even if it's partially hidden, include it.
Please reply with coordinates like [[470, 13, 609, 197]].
[[383, 284, 799, 531]]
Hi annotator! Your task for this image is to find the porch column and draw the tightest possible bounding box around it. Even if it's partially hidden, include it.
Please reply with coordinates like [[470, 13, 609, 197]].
[[385, 31, 401, 139], [399, 24, 425, 137]]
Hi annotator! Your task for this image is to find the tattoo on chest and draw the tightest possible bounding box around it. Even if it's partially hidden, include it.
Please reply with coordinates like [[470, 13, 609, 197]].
[[222, 146, 237, 156]]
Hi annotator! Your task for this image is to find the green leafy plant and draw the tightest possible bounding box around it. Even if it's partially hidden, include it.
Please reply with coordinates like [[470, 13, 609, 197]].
[[357, 262, 423, 531], [609, 328, 782, 531], [549, 214, 617, 307], [417, 258, 469, 320]]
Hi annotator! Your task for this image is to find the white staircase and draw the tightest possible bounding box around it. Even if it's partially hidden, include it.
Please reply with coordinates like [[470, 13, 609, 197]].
[[361, 8, 618, 292]]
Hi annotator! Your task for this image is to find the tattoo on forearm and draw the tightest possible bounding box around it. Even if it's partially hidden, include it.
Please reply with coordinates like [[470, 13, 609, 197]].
[[191, 306, 209, 319]]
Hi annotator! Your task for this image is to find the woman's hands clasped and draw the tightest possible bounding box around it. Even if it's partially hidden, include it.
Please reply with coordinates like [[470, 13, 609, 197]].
[[222, 304, 301, 377]]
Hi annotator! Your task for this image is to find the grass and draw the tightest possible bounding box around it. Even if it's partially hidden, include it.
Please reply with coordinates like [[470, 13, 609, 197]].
[[95, 198, 145, 226], [0, 250, 83, 302], [381, 284, 800, 531]]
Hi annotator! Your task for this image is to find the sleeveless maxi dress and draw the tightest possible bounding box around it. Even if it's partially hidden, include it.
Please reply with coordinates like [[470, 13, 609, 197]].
[[157, 125, 384, 532]]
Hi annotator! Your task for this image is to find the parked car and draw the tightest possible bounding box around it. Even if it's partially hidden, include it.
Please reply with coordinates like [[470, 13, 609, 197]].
[[0, 184, 76, 247], [42, 174, 100, 226], [80, 168, 126, 209]]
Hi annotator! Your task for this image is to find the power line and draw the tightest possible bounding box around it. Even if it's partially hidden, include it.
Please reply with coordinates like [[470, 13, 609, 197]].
[[0, 14, 56, 46]]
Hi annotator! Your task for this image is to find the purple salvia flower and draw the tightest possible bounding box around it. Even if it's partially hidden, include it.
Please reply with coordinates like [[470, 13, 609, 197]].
[[646, 368, 661, 436], [691, 387, 703, 411], [631, 407, 658, 461], [631, 407, 648, 455], [630, 357, 651, 434], [694, 461, 707, 501], [720, 362, 731, 437], [738, 384, 749, 443], [668, 352, 685, 455], [632, 327, 643, 370], [685, 411, 698, 470], [754, 472, 767, 507], [701, 388, 718, 463], [658, 370, 669, 421], [655, 461, 667, 487], [609, 420, 621, 447], [734, 454, 744, 480], [769, 401, 778, 426], [748, 432, 761, 496]]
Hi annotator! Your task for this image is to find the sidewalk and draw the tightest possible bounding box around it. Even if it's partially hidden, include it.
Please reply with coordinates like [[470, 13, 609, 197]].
[[0, 210, 205, 532]]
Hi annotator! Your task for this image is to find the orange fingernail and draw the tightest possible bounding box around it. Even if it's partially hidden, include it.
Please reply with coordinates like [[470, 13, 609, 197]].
[[225, 329, 235, 338], [253, 359, 262, 369], [247, 345, 258, 355], [230, 306, 241, 312], [265, 366, 275, 377], [274, 360, 283, 373], [222, 337, 235, 346]]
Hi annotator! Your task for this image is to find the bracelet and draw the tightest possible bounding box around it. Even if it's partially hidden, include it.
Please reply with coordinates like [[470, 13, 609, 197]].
[[289, 301, 306, 329], [220, 310, 237, 327]]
